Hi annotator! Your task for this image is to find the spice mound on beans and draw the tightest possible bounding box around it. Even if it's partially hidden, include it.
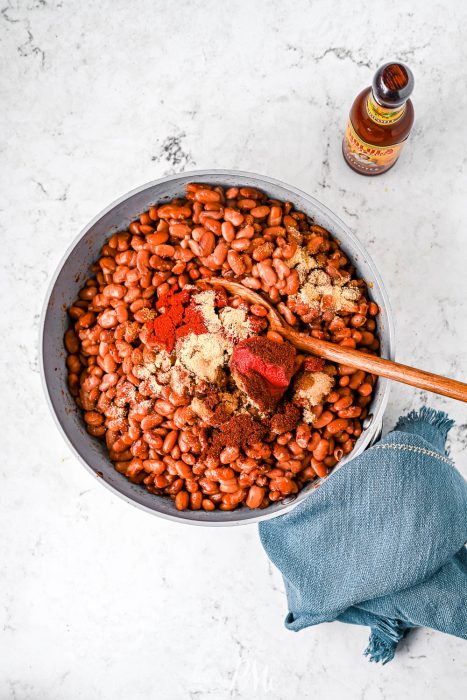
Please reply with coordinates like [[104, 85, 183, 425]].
[[65, 183, 380, 512]]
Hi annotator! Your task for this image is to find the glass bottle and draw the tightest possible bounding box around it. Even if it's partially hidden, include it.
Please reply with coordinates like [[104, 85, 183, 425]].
[[342, 62, 414, 175]]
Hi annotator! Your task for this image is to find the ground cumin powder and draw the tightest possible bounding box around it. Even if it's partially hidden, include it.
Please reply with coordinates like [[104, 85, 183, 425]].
[[194, 290, 251, 340], [286, 246, 318, 282], [297, 269, 361, 313], [294, 371, 334, 424], [177, 333, 232, 384]]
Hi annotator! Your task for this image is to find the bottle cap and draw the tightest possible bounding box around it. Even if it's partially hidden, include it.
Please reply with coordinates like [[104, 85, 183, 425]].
[[372, 62, 414, 108]]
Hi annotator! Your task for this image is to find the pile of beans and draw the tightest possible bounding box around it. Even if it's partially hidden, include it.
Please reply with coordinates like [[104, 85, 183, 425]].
[[65, 184, 379, 512]]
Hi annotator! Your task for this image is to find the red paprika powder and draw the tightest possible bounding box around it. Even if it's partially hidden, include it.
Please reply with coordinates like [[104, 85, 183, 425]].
[[176, 303, 207, 341], [140, 287, 207, 352]]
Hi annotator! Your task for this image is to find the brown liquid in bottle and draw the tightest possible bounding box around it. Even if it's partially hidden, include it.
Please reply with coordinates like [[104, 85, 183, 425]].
[[342, 63, 414, 175]]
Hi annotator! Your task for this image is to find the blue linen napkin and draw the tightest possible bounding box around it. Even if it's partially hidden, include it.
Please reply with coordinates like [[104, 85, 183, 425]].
[[259, 408, 467, 663]]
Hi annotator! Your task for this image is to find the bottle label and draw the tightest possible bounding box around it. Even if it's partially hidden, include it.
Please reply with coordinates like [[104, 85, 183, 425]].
[[343, 120, 405, 174], [366, 92, 406, 125]]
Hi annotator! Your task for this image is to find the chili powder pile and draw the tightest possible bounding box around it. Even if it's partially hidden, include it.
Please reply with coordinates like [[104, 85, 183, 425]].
[[207, 414, 268, 459]]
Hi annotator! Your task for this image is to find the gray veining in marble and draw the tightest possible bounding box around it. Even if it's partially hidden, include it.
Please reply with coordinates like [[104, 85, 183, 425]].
[[1, 0, 466, 698]]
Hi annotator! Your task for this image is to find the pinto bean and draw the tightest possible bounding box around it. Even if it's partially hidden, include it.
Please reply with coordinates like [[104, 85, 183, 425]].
[[284, 269, 299, 295], [272, 258, 290, 279], [327, 418, 349, 435], [236, 224, 255, 240], [358, 383, 373, 396], [224, 208, 244, 226], [311, 459, 328, 478], [207, 241, 226, 267], [220, 446, 240, 464], [312, 412, 333, 429], [175, 491, 189, 510], [250, 205, 270, 218], [64, 330, 79, 353], [313, 439, 330, 462], [221, 221, 235, 242], [98, 310, 118, 329], [333, 396, 353, 411], [230, 238, 249, 252], [199, 231, 216, 256], [162, 430, 179, 453], [194, 189, 221, 204], [257, 262, 277, 287], [296, 424, 311, 449], [338, 406, 362, 419], [158, 205, 191, 220], [242, 276, 261, 290], [227, 250, 246, 275]]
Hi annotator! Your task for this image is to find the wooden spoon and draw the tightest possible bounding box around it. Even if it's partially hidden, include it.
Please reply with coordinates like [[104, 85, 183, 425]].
[[206, 278, 467, 404]]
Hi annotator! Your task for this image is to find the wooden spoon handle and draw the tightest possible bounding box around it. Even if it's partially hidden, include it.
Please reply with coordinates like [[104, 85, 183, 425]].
[[283, 328, 467, 403]]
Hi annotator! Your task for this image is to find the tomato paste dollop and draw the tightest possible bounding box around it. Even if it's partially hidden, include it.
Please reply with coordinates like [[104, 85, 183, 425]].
[[230, 336, 296, 412]]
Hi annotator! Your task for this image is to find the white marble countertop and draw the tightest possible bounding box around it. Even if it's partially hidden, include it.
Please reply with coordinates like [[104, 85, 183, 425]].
[[2, 0, 467, 698]]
